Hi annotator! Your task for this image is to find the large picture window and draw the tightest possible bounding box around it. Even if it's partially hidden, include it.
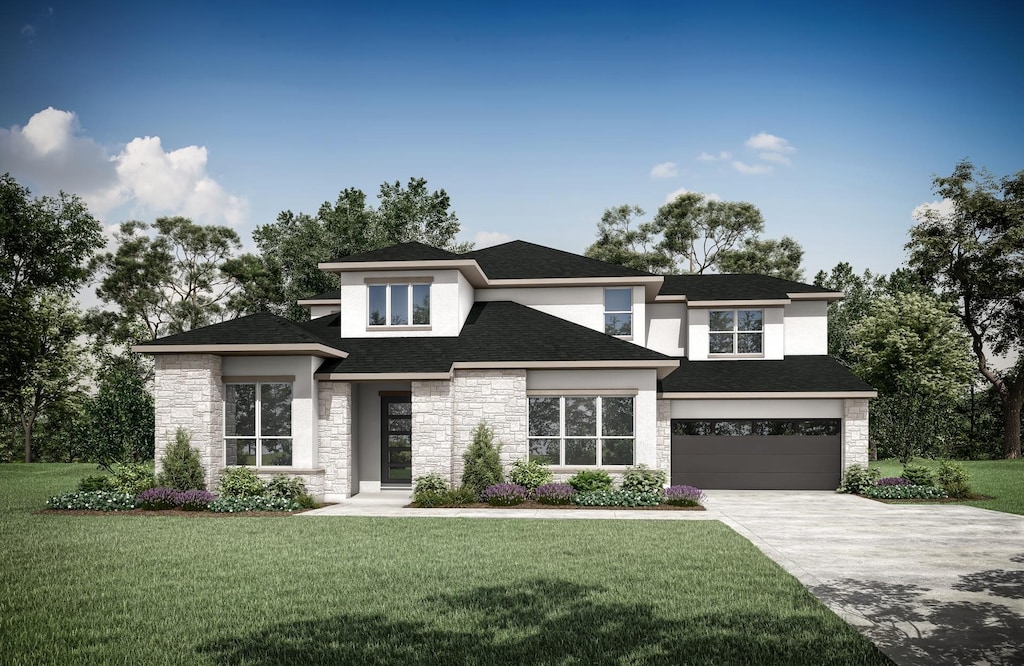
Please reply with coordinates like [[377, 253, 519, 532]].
[[604, 288, 633, 336], [709, 309, 763, 355], [528, 395, 634, 466], [368, 283, 430, 326], [224, 382, 293, 466]]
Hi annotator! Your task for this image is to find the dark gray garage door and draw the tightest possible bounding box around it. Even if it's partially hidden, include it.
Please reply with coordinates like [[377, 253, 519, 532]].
[[671, 419, 841, 490]]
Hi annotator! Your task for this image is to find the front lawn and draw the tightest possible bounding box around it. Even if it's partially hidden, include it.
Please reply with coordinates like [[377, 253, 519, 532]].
[[1, 464, 889, 665], [871, 458, 1024, 515]]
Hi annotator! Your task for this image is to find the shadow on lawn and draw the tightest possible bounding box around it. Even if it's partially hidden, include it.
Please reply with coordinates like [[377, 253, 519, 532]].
[[198, 579, 883, 665]]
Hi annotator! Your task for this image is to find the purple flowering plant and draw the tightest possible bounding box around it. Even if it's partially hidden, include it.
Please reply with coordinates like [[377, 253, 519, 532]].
[[480, 483, 528, 506], [534, 482, 574, 505], [664, 485, 706, 507], [177, 489, 216, 511], [137, 487, 180, 510]]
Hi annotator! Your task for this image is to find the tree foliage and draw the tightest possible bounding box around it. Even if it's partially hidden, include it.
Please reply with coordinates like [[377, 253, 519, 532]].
[[157, 428, 205, 491], [461, 422, 504, 497], [906, 159, 1024, 458], [227, 178, 469, 320], [717, 235, 805, 281], [87, 352, 155, 471]]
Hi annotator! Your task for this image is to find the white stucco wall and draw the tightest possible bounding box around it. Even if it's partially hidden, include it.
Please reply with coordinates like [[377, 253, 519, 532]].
[[687, 306, 784, 360], [308, 305, 339, 318], [220, 355, 320, 468], [669, 398, 845, 419], [646, 302, 687, 356], [337, 268, 466, 337], [784, 301, 829, 355]]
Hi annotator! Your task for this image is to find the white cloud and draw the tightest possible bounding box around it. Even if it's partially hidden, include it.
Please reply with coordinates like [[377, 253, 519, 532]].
[[732, 161, 773, 175], [759, 152, 791, 165], [665, 187, 721, 204], [696, 151, 732, 162], [649, 161, 678, 179], [474, 231, 513, 248], [745, 132, 795, 154], [912, 198, 955, 222], [0, 107, 247, 226]]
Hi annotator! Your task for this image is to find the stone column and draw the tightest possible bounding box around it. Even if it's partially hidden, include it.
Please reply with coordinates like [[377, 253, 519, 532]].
[[656, 399, 672, 476], [843, 398, 870, 469], [152, 354, 223, 490], [318, 382, 352, 501], [411, 379, 454, 483], [450, 369, 528, 483]]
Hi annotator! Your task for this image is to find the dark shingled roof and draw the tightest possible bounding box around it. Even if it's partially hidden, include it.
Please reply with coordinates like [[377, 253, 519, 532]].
[[461, 241, 653, 279], [300, 288, 340, 301], [134, 313, 338, 349], [327, 241, 462, 264], [659, 356, 873, 393], [658, 274, 835, 301]]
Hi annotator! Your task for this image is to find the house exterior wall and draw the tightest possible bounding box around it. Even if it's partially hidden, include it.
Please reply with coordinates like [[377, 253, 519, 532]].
[[308, 304, 339, 318], [153, 354, 223, 491], [784, 301, 829, 355], [646, 302, 687, 356], [450, 370, 528, 482], [411, 379, 454, 481], [656, 399, 671, 474], [843, 398, 870, 469], [687, 306, 785, 360], [338, 268, 467, 337], [318, 381, 353, 502], [668, 398, 845, 420]]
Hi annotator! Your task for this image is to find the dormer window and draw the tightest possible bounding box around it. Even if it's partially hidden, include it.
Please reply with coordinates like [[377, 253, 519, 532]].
[[368, 282, 431, 327], [604, 288, 633, 336], [709, 309, 763, 355]]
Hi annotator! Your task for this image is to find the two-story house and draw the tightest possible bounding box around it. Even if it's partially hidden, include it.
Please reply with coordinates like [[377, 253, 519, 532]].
[[135, 240, 874, 501]]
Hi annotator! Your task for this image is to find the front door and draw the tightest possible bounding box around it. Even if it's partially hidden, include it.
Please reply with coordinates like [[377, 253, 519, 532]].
[[381, 394, 412, 485]]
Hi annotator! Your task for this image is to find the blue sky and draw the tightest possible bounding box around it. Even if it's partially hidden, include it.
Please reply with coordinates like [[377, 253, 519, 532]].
[[2, 0, 1022, 283]]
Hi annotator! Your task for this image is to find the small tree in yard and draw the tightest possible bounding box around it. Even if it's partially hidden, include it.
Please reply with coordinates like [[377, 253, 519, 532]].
[[157, 428, 205, 490], [461, 422, 503, 497]]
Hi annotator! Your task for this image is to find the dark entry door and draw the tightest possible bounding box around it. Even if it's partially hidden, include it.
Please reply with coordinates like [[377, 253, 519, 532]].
[[381, 395, 412, 485]]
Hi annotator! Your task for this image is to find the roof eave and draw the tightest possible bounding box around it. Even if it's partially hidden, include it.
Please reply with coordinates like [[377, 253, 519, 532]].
[[132, 343, 348, 359], [658, 390, 877, 399]]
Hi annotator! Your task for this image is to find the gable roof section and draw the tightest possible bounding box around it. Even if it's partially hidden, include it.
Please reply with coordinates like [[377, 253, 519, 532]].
[[460, 241, 653, 279], [326, 241, 462, 264], [132, 313, 348, 357], [659, 356, 874, 396], [299, 288, 340, 301], [658, 274, 839, 302]]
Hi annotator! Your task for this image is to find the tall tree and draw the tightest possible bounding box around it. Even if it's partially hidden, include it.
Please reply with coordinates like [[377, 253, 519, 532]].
[[0, 174, 103, 461], [907, 159, 1024, 459], [814, 263, 887, 365], [92, 217, 242, 341], [653, 193, 765, 274], [583, 205, 672, 273], [717, 235, 805, 281], [229, 178, 468, 320]]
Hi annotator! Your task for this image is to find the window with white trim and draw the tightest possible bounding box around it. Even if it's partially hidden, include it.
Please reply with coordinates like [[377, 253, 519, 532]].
[[528, 395, 634, 466], [709, 309, 763, 355], [368, 283, 430, 326], [604, 288, 632, 336], [224, 382, 293, 466]]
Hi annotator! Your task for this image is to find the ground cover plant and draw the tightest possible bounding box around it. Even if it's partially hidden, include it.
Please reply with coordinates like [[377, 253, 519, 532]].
[[871, 458, 1024, 515], [2, 463, 889, 665]]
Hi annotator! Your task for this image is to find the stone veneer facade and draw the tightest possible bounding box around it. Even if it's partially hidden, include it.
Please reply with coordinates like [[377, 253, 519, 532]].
[[318, 382, 353, 501], [655, 399, 671, 474], [153, 354, 224, 491], [843, 398, 870, 469], [411, 379, 454, 481]]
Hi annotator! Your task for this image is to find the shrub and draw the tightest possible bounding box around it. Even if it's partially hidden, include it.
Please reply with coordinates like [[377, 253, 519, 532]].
[[207, 496, 298, 513], [412, 486, 478, 507], [444, 486, 479, 506], [78, 474, 113, 492], [46, 491, 136, 511], [863, 484, 948, 500], [837, 464, 880, 494], [218, 467, 266, 497], [664, 485, 706, 507], [414, 474, 449, 495], [900, 463, 935, 487], [177, 489, 216, 511], [110, 463, 156, 495], [620, 464, 667, 494], [534, 482, 574, 505], [294, 493, 317, 510], [265, 475, 307, 500], [572, 489, 662, 507], [137, 487, 180, 510], [461, 422, 504, 497], [157, 428, 205, 490], [568, 469, 613, 493], [936, 460, 971, 498], [480, 483, 528, 506], [876, 477, 913, 486], [508, 459, 553, 492]]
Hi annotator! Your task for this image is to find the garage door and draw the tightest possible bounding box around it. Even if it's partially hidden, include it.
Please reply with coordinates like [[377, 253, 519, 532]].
[[671, 419, 841, 490]]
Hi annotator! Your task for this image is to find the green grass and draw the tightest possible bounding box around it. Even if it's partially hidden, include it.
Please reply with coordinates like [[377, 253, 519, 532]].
[[871, 457, 1024, 515], [0, 464, 889, 665]]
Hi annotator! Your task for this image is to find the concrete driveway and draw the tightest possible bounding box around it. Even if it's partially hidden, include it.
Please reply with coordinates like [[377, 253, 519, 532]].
[[706, 491, 1024, 666]]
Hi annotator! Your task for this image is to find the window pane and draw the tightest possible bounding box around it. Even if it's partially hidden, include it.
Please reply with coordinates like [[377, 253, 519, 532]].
[[565, 397, 597, 436], [715, 421, 752, 436], [262, 439, 292, 466], [738, 310, 763, 331], [389, 467, 412, 481], [388, 401, 412, 416], [755, 420, 796, 436], [709, 311, 734, 331], [412, 284, 430, 325], [604, 313, 632, 336], [602, 439, 634, 465], [529, 438, 560, 464], [226, 438, 256, 466], [388, 418, 411, 434], [709, 333, 735, 354], [604, 288, 632, 313], [261, 384, 292, 437], [737, 333, 763, 354], [389, 434, 411, 449], [601, 397, 634, 436], [565, 438, 597, 465], [675, 420, 712, 436], [225, 384, 256, 437], [368, 285, 387, 326], [390, 284, 409, 325], [529, 397, 560, 437], [389, 448, 412, 464]]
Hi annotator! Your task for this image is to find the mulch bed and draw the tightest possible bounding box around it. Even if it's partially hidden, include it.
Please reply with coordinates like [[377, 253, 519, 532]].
[[863, 494, 993, 505], [409, 501, 705, 511]]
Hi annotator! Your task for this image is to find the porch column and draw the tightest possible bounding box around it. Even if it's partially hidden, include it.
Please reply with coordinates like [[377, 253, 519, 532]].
[[318, 381, 353, 501]]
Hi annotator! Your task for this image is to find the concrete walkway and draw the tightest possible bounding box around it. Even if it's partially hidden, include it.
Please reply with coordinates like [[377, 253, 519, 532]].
[[301, 489, 1024, 665]]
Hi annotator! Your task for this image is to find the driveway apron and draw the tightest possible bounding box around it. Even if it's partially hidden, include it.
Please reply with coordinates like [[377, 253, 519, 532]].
[[706, 491, 1024, 666]]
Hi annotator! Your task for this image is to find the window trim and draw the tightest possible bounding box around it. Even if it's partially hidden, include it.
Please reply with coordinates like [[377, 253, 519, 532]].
[[603, 288, 633, 338], [367, 282, 431, 328], [223, 381, 294, 467], [708, 308, 764, 357], [527, 394, 635, 467]]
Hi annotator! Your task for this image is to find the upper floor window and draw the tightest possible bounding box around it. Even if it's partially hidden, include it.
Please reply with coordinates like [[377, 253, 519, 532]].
[[368, 283, 430, 327], [224, 382, 293, 466], [709, 309, 763, 355], [604, 288, 632, 336]]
